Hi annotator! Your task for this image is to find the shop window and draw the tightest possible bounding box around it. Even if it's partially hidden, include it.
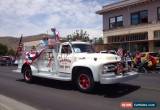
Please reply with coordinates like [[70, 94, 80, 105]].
[[107, 32, 148, 44]]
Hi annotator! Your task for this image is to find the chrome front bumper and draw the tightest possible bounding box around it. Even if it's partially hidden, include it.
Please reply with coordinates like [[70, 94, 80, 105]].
[[100, 71, 139, 84]]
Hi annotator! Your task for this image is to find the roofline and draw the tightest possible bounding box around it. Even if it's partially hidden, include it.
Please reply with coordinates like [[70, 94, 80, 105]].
[[96, 0, 150, 15]]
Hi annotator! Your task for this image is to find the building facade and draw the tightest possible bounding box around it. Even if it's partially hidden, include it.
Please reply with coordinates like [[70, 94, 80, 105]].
[[96, 0, 160, 52]]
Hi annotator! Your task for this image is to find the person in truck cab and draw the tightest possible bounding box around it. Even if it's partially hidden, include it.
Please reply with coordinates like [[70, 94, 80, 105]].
[[62, 45, 72, 54]]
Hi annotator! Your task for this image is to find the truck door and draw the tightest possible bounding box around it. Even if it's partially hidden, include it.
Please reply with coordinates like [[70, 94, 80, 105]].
[[58, 44, 74, 73], [38, 49, 56, 73]]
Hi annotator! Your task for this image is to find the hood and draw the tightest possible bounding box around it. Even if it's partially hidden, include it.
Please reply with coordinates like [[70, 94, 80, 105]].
[[74, 53, 121, 63]]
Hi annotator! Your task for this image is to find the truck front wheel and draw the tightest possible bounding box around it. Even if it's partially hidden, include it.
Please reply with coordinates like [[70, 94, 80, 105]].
[[75, 70, 95, 93]]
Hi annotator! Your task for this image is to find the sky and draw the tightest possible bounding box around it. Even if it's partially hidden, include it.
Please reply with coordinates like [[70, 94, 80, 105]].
[[0, 0, 119, 38]]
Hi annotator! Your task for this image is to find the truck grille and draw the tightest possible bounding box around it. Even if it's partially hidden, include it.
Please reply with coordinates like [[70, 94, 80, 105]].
[[106, 62, 125, 74]]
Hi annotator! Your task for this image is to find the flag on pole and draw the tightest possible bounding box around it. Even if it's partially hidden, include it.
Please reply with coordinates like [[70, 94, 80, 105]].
[[15, 34, 23, 60], [117, 48, 123, 57]]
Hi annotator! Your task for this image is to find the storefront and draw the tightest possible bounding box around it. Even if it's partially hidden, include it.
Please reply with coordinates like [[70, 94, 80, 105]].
[[106, 32, 149, 53]]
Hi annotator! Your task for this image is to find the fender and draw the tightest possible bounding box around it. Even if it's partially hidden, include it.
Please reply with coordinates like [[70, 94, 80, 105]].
[[71, 59, 102, 82], [21, 63, 38, 75]]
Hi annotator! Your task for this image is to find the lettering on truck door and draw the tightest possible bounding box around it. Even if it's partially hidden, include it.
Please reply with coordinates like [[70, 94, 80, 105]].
[[58, 44, 73, 73]]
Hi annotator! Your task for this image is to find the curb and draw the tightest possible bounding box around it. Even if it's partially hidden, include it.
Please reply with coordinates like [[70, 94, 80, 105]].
[[0, 95, 37, 110], [0, 103, 11, 110]]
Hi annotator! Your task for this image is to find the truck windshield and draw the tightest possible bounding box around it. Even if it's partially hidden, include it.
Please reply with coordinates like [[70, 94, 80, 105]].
[[72, 44, 95, 53]]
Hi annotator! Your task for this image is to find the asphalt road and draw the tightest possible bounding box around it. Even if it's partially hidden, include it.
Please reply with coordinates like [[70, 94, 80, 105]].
[[0, 66, 160, 110]]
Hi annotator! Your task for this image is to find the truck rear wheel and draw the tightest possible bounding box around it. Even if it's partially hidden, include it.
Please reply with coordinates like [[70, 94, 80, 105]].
[[23, 66, 33, 83], [75, 70, 95, 93]]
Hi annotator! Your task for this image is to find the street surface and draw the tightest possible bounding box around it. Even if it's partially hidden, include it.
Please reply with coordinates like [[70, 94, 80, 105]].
[[0, 66, 160, 110]]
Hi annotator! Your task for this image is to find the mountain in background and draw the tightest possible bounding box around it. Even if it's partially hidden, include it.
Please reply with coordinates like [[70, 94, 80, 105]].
[[0, 34, 50, 50]]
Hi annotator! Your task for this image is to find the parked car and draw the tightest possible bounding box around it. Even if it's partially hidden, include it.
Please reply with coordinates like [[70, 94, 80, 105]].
[[0, 56, 13, 66]]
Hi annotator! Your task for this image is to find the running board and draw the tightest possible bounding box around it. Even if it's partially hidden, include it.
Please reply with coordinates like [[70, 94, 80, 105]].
[[34, 73, 71, 81]]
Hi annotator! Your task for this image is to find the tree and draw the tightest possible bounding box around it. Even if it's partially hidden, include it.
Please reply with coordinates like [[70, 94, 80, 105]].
[[93, 37, 104, 44], [0, 43, 8, 56], [7, 48, 16, 56], [97, 37, 103, 44], [66, 30, 90, 42]]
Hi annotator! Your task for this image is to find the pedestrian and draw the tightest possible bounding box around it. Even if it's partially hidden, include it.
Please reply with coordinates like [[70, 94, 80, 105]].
[[135, 51, 141, 65], [126, 51, 132, 70]]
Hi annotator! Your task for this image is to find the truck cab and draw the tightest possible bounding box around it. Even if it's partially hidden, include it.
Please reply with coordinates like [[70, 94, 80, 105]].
[[15, 41, 139, 92]]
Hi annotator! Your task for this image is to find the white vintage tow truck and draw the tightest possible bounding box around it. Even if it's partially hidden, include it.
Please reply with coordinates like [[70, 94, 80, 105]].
[[15, 41, 138, 92]]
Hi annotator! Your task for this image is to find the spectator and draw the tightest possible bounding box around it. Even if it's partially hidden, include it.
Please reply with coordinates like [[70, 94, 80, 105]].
[[126, 51, 132, 70], [135, 51, 141, 65]]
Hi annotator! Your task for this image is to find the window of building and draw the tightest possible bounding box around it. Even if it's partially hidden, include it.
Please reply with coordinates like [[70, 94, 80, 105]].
[[154, 30, 160, 39], [109, 16, 123, 29], [158, 7, 160, 20], [117, 16, 123, 27], [109, 17, 116, 29], [131, 13, 139, 25], [140, 10, 148, 23], [131, 10, 148, 25], [107, 32, 148, 43]]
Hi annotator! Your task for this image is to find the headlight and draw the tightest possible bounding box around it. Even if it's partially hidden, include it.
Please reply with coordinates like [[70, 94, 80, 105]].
[[102, 63, 117, 74], [102, 65, 109, 74]]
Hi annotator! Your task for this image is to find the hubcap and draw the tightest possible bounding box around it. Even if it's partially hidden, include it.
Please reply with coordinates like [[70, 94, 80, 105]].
[[79, 74, 90, 90], [24, 70, 31, 81]]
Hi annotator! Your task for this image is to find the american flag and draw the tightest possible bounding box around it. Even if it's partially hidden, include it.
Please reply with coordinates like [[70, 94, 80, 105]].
[[117, 48, 123, 57], [24, 48, 46, 64]]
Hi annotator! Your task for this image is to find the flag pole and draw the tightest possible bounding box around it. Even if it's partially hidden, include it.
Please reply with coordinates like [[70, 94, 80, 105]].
[[14, 34, 23, 61]]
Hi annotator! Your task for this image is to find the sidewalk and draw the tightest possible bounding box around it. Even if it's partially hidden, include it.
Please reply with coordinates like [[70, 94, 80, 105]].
[[0, 95, 37, 110]]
